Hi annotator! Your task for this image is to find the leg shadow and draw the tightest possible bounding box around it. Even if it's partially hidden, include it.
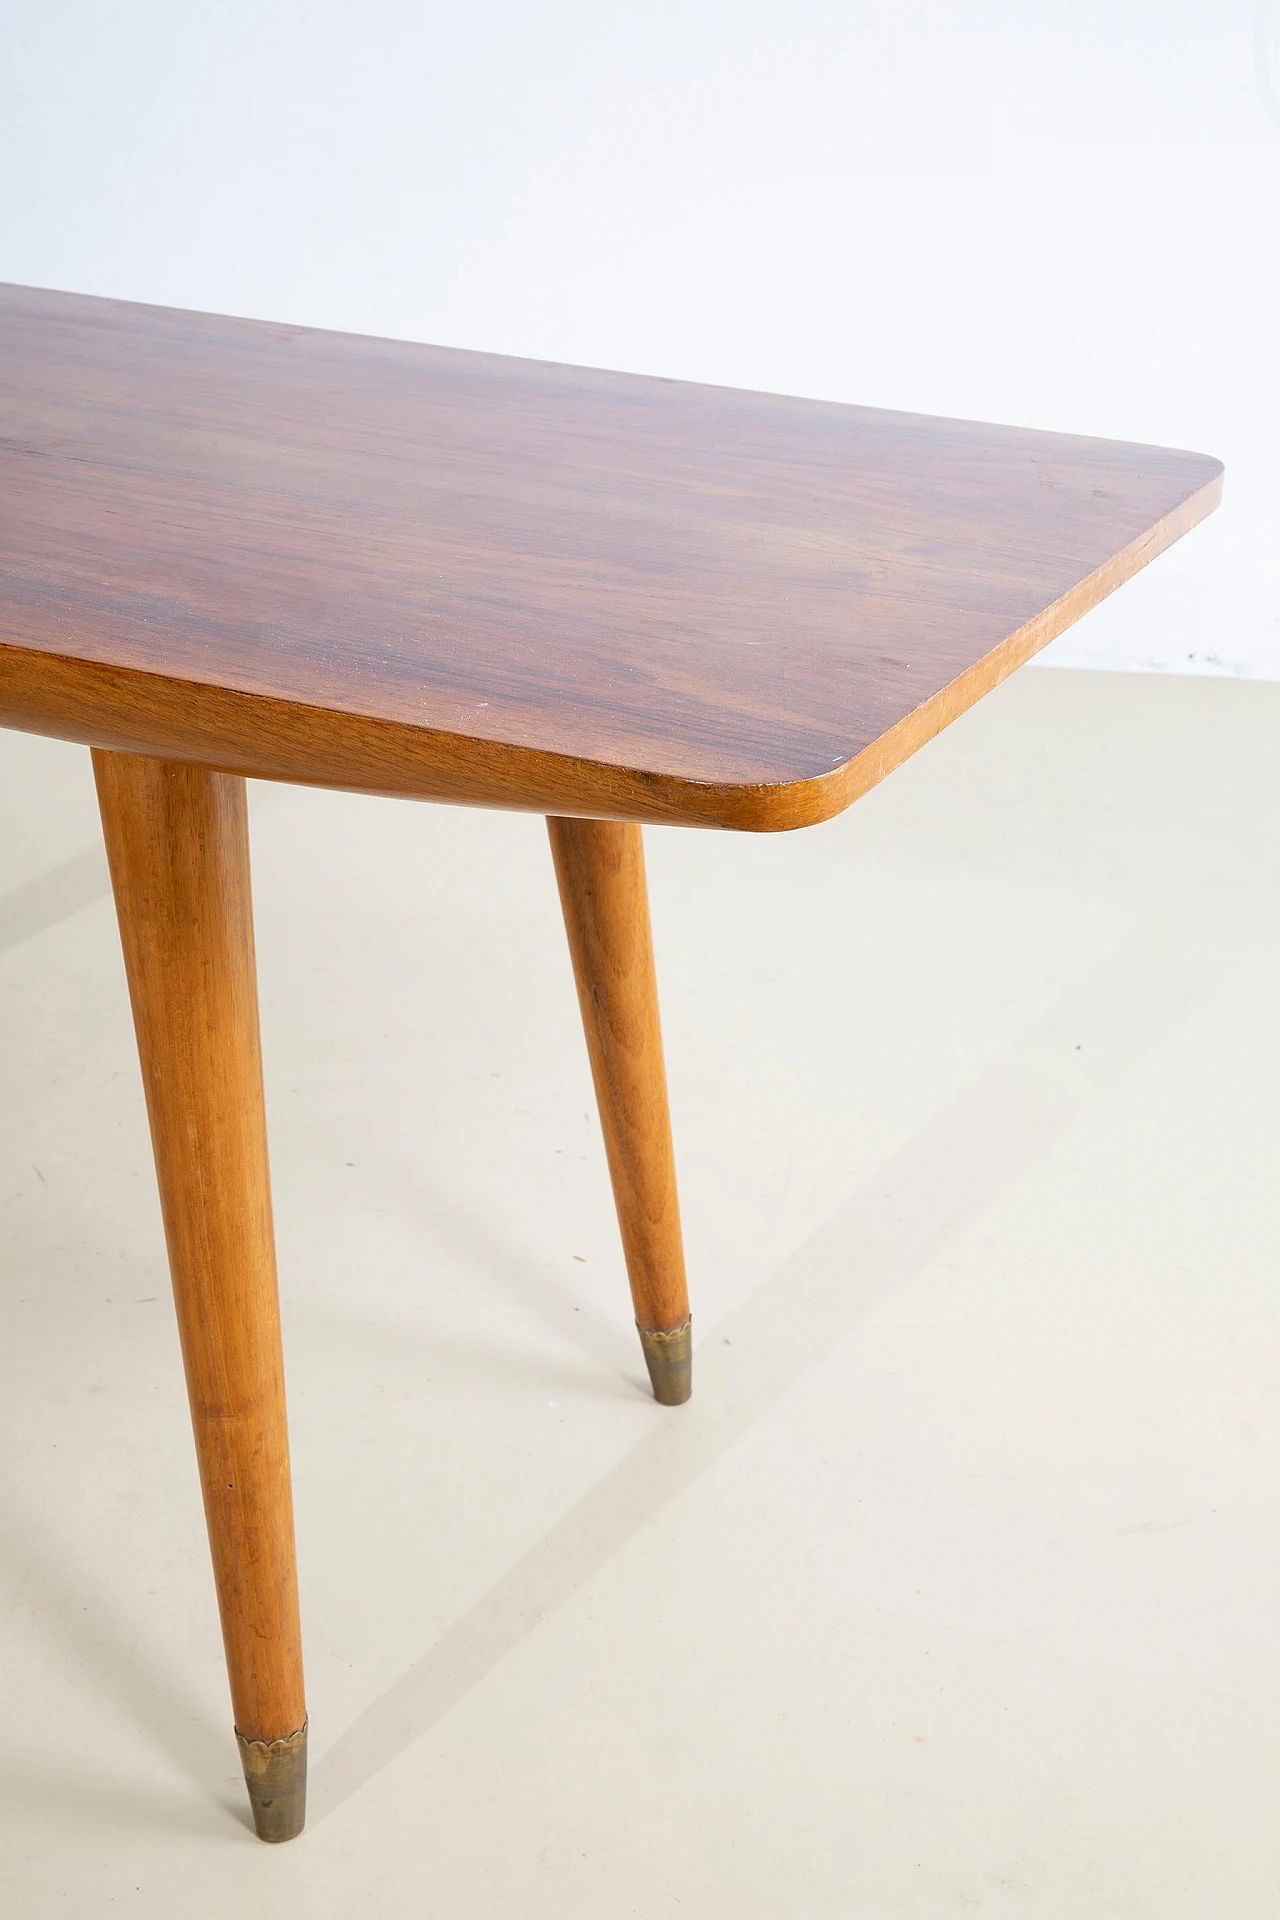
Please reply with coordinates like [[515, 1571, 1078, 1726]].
[[309, 917, 1237, 1819]]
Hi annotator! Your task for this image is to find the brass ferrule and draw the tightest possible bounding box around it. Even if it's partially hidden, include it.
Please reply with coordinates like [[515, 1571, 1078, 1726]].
[[236, 1719, 308, 1843], [638, 1318, 693, 1405]]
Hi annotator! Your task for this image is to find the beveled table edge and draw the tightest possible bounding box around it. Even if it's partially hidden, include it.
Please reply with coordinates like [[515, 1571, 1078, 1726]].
[[0, 468, 1221, 832]]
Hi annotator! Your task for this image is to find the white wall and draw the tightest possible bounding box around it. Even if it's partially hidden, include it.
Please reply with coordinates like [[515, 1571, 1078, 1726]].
[[2, 1, 1276, 676]]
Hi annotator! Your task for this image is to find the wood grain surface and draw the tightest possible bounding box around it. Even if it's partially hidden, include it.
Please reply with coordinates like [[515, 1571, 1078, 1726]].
[[2, 283, 1222, 829], [93, 750, 305, 1747]]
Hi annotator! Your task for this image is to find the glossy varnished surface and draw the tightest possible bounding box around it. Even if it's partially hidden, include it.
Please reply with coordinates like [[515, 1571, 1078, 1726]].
[[1, 284, 1221, 826]]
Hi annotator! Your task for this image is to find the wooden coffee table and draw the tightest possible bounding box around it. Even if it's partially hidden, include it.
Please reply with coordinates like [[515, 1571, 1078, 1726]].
[[0, 282, 1221, 1841]]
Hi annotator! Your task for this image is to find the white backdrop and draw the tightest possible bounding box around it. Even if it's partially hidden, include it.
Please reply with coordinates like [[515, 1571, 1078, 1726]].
[[2, 0, 1276, 675]]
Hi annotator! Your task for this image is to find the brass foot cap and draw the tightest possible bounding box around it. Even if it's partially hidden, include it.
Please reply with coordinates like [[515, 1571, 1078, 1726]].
[[638, 1318, 692, 1405], [237, 1721, 308, 1843]]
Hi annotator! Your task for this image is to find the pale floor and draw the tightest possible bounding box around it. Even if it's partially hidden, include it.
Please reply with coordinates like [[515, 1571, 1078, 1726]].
[[1, 668, 1278, 1917]]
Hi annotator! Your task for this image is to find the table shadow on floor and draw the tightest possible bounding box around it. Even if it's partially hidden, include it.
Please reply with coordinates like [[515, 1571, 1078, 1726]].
[[308, 915, 1239, 1823]]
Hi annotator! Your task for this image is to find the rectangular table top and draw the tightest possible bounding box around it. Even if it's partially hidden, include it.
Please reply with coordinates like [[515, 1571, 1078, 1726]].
[[0, 283, 1221, 829]]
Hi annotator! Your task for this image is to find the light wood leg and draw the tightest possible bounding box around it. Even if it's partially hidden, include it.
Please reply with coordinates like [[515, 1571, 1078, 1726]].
[[547, 817, 692, 1404], [93, 751, 306, 1842]]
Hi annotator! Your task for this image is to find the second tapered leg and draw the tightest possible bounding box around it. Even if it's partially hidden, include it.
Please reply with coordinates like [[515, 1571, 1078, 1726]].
[[547, 817, 692, 1404], [94, 749, 307, 1841]]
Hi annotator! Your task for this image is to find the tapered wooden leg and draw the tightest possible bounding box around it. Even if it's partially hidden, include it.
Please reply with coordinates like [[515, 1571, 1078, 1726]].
[[93, 750, 306, 1843], [547, 818, 692, 1404]]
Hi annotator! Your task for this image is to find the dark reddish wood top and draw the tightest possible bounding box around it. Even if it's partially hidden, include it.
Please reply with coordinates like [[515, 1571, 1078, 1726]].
[[0, 282, 1221, 828]]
